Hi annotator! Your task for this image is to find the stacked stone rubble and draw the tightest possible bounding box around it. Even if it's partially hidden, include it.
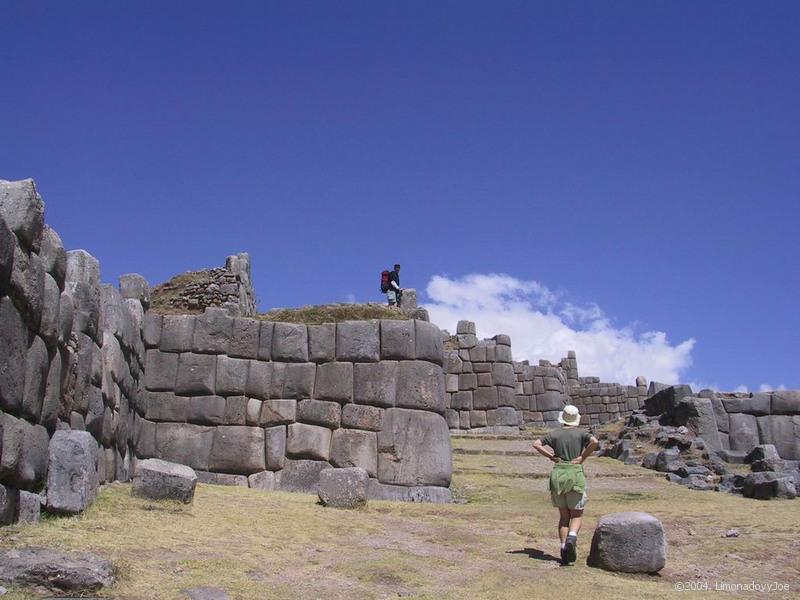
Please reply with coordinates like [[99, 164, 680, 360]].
[[137, 313, 453, 502], [0, 179, 147, 525]]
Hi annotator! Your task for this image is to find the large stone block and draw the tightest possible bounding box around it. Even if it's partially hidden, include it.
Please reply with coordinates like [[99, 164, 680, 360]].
[[308, 323, 336, 363], [673, 397, 723, 451], [10, 244, 45, 329], [0, 298, 30, 412], [0, 413, 48, 490], [497, 385, 516, 408], [471, 410, 487, 427], [245, 360, 272, 400], [367, 480, 453, 503], [336, 320, 379, 362], [313, 362, 353, 403], [223, 395, 247, 425], [119, 273, 150, 308], [143, 313, 162, 348], [330, 429, 377, 477], [145, 350, 179, 391], [257, 321, 274, 361], [487, 407, 519, 427], [451, 391, 473, 411], [46, 430, 98, 515], [414, 320, 443, 365], [248, 470, 276, 491], [395, 360, 445, 413], [772, 391, 800, 415], [380, 319, 415, 360], [143, 391, 188, 422], [318, 467, 369, 508], [458, 373, 478, 391], [354, 361, 398, 407], [473, 387, 498, 410], [160, 315, 196, 353], [229, 317, 261, 359], [0, 215, 15, 294], [287, 423, 332, 461], [272, 322, 308, 362], [0, 483, 18, 525], [132, 458, 197, 503], [0, 178, 44, 251], [265, 425, 286, 470], [209, 426, 266, 474], [38, 273, 61, 347], [377, 408, 452, 486], [444, 351, 462, 375], [21, 334, 49, 421], [495, 344, 513, 363], [298, 399, 341, 428], [283, 362, 316, 399], [187, 395, 226, 425], [276, 459, 331, 493], [757, 415, 800, 460], [535, 391, 565, 412], [175, 353, 217, 396], [588, 512, 667, 573], [742, 472, 797, 500], [341, 404, 383, 431], [193, 308, 233, 354], [260, 399, 297, 426], [155, 422, 214, 471], [134, 414, 156, 458], [729, 413, 759, 452], [492, 363, 516, 388], [644, 385, 693, 417], [215, 355, 250, 396], [40, 348, 64, 429], [456, 320, 476, 335]]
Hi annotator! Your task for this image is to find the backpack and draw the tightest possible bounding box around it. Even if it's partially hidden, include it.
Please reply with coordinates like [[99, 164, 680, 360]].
[[380, 270, 391, 293]]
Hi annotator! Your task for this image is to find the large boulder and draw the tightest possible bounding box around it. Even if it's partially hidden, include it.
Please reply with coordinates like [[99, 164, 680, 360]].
[[588, 512, 667, 573], [208, 426, 266, 474], [673, 397, 722, 450], [742, 472, 797, 500], [377, 408, 452, 487], [0, 179, 44, 251], [275, 459, 331, 493], [317, 467, 369, 508], [0, 297, 28, 412], [367, 480, 453, 503], [132, 458, 198, 504], [0, 547, 114, 592], [644, 385, 693, 417], [46, 431, 98, 515]]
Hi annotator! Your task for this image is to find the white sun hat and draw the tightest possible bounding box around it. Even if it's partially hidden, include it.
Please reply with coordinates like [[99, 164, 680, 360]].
[[558, 404, 581, 426]]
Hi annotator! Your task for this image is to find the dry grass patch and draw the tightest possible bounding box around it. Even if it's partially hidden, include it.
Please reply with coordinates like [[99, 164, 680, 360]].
[[258, 303, 410, 324]]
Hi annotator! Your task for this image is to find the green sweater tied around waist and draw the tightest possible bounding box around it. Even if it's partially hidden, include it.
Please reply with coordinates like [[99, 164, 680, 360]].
[[549, 463, 586, 495]]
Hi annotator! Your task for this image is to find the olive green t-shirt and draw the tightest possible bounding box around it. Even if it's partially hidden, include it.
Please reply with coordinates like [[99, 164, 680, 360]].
[[541, 427, 592, 462]]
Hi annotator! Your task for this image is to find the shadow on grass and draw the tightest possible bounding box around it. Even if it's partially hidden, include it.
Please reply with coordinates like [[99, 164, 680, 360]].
[[507, 547, 561, 563]]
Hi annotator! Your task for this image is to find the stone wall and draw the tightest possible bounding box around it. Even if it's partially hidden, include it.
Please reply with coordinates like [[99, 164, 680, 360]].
[[443, 320, 571, 431], [1, 179, 146, 524], [137, 312, 453, 502]]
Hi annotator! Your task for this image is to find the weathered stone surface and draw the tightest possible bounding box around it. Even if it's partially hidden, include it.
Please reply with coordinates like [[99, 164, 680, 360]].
[[175, 353, 217, 396], [336, 320, 379, 362], [535, 391, 564, 412], [223, 395, 247, 425], [39, 273, 60, 347], [248, 470, 276, 490], [588, 512, 667, 573], [772, 391, 800, 415], [742, 472, 797, 500], [445, 408, 459, 428], [487, 407, 519, 427], [119, 273, 150, 308], [21, 334, 48, 421], [306, 323, 335, 363], [318, 467, 369, 508], [272, 322, 308, 362], [0, 483, 18, 525], [456, 320, 476, 335], [0, 179, 44, 251], [155, 423, 214, 471], [134, 415, 156, 458], [458, 373, 477, 391], [0, 215, 15, 293], [257, 321, 274, 361], [16, 490, 41, 523], [276, 459, 332, 493], [287, 423, 332, 461], [132, 458, 197, 503], [46, 430, 98, 515], [492, 363, 516, 388], [380, 319, 415, 360], [673, 397, 723, 450], [144, 391, 188, 422], [181, 587, 232, 600], [314, 362, 353, 403], [0, 414, 48, 491], [341, 404, 383, 431], [395, 361, 445, 413], [457, 334, 478, 349], [208, 426, 266, 475], [645, 385, 693, 417], [297, 399, 341, 428], [41, 349, 64, 429], [367, 480, 453, 503], [270, 362, 316, 399], [377, 408, 451, 487], [757, 415, 800, 460], [260, 399, 296, 426], [143, 313, 162, 348], [265, 425, 286, 470], [495, 345, 513, 362], [192, 307, 234, 354], [415, 320, 443, 365], [244, 360, 271, 400], [145, 350, 179, 391], [354, 361, 397, 407], [160, 315, 196, 353], [10, 244, 45, 329], [330, 429, 377, 476], [245, 398, 262, 425], [471, 410, 487, 427], [729, 413, 759, 452], [228, 317, 260, 359], [0, 546, 115, 592], [215, 355, 249, 396], [473, 386, 498, 410]]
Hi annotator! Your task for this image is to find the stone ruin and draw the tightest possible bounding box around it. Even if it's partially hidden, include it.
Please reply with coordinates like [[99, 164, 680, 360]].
[[1, 176, 798, 530]]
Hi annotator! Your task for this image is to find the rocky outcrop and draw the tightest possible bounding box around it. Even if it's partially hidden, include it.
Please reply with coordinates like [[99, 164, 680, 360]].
[[0, 547, 115, 592]]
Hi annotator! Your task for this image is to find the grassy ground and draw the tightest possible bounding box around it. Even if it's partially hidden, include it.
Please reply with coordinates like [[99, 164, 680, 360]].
[[258, 304, 410, 324], [1, 436, 798, 599]]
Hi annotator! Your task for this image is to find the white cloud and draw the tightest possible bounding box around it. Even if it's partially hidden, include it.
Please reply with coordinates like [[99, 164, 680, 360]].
[[758, 383, 786, 392], [733, 385, 750, 393], [423, 273, 695, 386]]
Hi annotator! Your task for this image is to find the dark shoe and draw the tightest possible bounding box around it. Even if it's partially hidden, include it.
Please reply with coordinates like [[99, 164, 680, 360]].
[[559, 546, 568, 565], [564, 535, 577, 563]]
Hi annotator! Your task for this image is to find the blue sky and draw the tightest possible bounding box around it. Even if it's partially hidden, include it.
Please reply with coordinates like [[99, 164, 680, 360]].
[[2, 1, 798, 390]]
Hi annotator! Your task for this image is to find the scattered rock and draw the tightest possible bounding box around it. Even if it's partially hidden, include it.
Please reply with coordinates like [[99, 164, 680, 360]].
[[724, 529, 740, 538], [132, 458, 198, 504], [318, 467, 369, 509], [588, 512, 667, 573], [742, 472, 797, 500], [0, 547, 114, 592], [181, 586, 232, 600], [45, 430, 98, 515]]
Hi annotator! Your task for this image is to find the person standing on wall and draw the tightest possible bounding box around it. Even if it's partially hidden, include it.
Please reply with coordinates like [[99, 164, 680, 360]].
[[382, 263, 402, 307], [532, 405, 599, 565]]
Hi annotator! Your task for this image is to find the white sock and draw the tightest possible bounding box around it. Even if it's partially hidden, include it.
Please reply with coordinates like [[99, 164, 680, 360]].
[[568, 530, 577, 538], [560, 543, 566, 550]]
